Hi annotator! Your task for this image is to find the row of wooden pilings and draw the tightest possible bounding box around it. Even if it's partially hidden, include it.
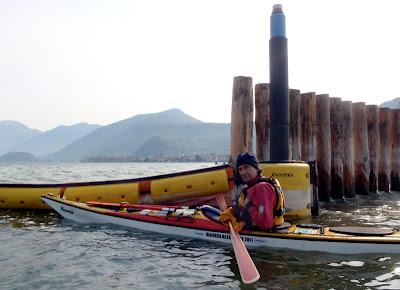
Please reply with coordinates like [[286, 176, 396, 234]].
[[231, 76, 400, 201]]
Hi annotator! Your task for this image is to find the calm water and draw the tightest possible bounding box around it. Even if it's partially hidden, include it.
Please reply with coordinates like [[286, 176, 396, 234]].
[[1, 162, 400, 290]]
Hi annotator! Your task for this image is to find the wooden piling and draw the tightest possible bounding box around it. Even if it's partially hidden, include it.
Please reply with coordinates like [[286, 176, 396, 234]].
[[289, 89, 301, 161], [378, 107, 391, 191], [391, 109, 400, 191], [300, 92, 316, 161], [352, 102, 370, 195], [330, 97, 344, 199], [367, 105, 379, 193], [315, 94, 331, 201], [255, 83, 270, 161], [231, 76, 254, 160], [342, 101, 355, 198]]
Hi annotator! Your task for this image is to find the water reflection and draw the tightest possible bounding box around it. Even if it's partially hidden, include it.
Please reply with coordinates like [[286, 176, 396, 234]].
[[249, 248, 400, 289], [0, 209, 59, 228], [0, 162, 213, 183], [2, 205, 400, 289], [57, 222, 240, 288], [293, 192, 400, 229], [365, 266, 400, 288]]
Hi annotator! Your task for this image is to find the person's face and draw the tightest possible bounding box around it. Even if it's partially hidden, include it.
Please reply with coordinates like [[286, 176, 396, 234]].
[[238, 164, 258, 184]]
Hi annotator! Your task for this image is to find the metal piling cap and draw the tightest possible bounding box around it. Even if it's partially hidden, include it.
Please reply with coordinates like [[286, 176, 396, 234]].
[[272, 4, 283, 14]]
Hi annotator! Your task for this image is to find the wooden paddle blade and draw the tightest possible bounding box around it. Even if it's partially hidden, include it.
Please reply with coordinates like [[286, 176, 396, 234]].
[[229, 223, 260, 284], [216, 194, 228, 211]]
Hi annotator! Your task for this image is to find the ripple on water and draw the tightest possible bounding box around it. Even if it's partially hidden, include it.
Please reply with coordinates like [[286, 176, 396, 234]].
[[328, 261, 365, 267], [0, 162, 213, 183], [364, 267, 400, 289]]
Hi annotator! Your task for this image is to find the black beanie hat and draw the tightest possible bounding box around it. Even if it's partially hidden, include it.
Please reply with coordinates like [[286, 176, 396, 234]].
[[235, 152, 259, 169]]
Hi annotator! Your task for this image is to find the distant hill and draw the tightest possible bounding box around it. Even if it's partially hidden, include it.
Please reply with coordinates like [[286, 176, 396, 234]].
[[0, 121, 41, 155], [50, 108, 230, 161], [133, 122, 230, 157], [0, 151, 38, 162], [135, 136, 182, 157], [380, 98, 400, 109], [14, 122, 101, 157]]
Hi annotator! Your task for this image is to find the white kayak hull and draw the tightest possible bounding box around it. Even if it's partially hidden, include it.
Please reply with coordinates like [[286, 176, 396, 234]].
[[42, 195, 400, 255]]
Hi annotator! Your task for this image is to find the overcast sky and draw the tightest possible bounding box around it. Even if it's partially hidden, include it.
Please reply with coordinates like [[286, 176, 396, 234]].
[[1, 0, 399, 131]]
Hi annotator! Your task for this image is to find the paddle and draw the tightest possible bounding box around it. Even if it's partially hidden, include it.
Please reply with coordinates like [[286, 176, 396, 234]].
[[216, 194, 260, 284]]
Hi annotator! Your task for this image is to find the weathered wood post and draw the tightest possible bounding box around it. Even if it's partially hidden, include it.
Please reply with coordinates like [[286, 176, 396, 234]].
[[289, 89, 301, 160], [300, 92, 316, 161], [391, 109, 400, 191], [330, 97, 344, 199], [342, 101, 355, 198], [352, 102, 370, 195], [231, 76, 254, 160], [255, 83, 270, 161], [367, 105, 379, 192], [315, 94, 331, 201], [378, 108, 391, 191]]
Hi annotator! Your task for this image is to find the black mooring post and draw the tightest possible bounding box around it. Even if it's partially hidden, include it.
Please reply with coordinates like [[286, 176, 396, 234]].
[[269, 4, 289, 162], [308, 160, 320, 216]]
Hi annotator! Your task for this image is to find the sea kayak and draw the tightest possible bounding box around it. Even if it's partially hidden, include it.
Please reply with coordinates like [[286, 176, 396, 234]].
[[0, 165, 233, 209], [1, 162, 314, 220], [41, 193, 400, 254]]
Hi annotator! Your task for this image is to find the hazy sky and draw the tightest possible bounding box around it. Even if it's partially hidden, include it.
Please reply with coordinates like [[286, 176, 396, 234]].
[[1, 0, 399, 131]]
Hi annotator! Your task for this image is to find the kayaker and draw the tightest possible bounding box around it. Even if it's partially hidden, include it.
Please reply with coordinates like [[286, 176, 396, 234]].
[[220, 152, 285, 231]]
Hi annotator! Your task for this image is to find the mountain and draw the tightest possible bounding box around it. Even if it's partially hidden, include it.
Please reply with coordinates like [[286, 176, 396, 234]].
[[380, 98, 400, 109], [0, 152, 38, 162], [134, 123, 230, 157], [135, 136, 182, 157], [0, 121, 41, 155], [50, 108, 229, 161], [14, 123, 101, 157]]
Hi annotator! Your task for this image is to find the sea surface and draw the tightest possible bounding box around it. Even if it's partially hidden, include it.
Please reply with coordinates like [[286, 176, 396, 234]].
[[1, 162, 400, 289]]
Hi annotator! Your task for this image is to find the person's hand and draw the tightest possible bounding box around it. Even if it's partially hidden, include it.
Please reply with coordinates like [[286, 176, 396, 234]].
[[220, 207, 245, 231], [220, 207, 234, 223]]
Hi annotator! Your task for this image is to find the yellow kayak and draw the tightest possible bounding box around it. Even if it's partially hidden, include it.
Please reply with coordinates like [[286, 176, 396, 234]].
[[0, 162, 314, 219]]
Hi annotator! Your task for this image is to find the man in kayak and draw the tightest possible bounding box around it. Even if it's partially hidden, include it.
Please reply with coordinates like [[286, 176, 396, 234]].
[[220, 152, 285, 231]]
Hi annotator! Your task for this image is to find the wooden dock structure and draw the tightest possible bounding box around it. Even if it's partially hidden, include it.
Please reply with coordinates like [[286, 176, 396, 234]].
[[231, 77, 400, 200]]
